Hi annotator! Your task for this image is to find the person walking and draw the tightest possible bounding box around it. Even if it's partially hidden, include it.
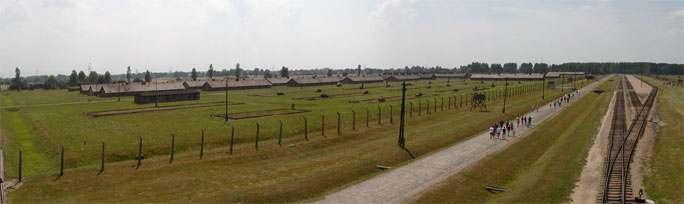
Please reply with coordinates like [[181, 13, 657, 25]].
[[489, 126, 495, 140], [527, 116, 533, 127]]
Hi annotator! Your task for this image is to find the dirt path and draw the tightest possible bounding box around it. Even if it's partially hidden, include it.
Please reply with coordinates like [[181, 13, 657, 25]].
[[570, 86, 617, 203], [312, 77, 611, 204]]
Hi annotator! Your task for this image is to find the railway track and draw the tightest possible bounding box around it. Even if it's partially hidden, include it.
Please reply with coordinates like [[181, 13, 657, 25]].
[[624, 78, 642, 107], [599, 75, 658, 204]]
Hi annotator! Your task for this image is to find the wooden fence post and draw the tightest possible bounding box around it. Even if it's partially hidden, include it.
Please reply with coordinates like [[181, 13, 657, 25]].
[[200, 129, 204, 160], [448, 97, 451, 109], [279, 120, 283, 146], [418, 101, 421, 116], [136, 134, 143, 169], [255, 123, 260, 151], [427, 100, 430, 115], [229, 125, 235, 155], [352, 110, 356, 130], [434, 98, 437, 112], [410, 102, 413, 117], [389, 105, 393, 124], [301, 116, 308, 140], [101, 140, 105, 172], [441, 98, 444, 111], [336, 113, 341, 135], [377, 107, 381, 125], [321, 115, 325, 136], [170, 133, 175, 163]]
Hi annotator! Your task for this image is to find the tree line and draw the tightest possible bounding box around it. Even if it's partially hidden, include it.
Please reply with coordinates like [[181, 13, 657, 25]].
[[4, 62, 681, 91]]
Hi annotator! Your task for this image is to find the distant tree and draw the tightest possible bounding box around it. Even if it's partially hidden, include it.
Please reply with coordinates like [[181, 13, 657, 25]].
[[14, 67, 21, 92], [88, 71, 99, 84], [491, 64, 503, 74], [144, 70, 152, 83], [191, 68, 198, 81], [327, 69, 333, 77], [342, 72, 348, 76], [78, 71, 87, 82], [133, 78, 143, 83], [68, 70, 78, 87], [357, 65, 361, 76], [97, 75, 105, 84], [264, 70, 272, 78], [208, 64, 214, 79], [280, 66, 289, 78], [126, 66, 132, 82], [539, 63, 549, 75], [520, 63, 533, 74], [235, 63, 241, 80], [503, 63, 518, 73], [104, 71, 112, 83], [45, 75, 58, 89]]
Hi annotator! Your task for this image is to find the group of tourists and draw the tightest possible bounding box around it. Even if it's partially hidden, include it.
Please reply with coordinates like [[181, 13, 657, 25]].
[[488, 114, 535, 140], [550, 90, 579, 108]]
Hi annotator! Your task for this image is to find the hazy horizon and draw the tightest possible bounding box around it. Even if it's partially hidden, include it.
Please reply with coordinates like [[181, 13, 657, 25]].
[[2, 0, 683, 77]]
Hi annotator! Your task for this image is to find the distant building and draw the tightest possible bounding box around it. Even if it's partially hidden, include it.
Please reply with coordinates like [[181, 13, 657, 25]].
[[286, 77, 342, 87], [434, 73, 467, 79], [340, 76, 384, 84], [545, 72, 585, 78], [385, 75, 421, 82], [134, 89, 200, 104], [183, 81, 207, 90], [469, 73, 544, 81], [202, 79, 272, 91], [266, 78, 291, 86], [418, 74, 436, 80], [98, 83, 187, 97], [68, 86, 80, 92]]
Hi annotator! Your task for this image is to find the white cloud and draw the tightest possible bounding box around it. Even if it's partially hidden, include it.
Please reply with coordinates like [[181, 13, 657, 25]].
[[368, 0, 418, 28]]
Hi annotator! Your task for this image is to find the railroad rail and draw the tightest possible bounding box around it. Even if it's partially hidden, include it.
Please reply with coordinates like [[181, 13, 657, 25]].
[[624, 78, 642, 107], [599, 75, 658, 204]]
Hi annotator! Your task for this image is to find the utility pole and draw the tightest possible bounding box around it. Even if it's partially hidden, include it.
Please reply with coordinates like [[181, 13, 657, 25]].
[[225, 79, 228, 123], [398, 82, 406, 148], [155, 79, 158, 108]]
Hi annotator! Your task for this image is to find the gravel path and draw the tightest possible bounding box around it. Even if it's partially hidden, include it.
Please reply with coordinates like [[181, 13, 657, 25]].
[[313, 76, 611, 204]]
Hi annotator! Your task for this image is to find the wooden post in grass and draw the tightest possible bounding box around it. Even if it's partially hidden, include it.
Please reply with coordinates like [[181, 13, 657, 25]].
[[440, 98, 443, 111], [18, 149, 22, 182], [170, 133, 175, 163], [301, 116, 308, 140], [136, 134, 143, 169], [101, 140, 105, 172], [389, 105, 393, 124], [365, 108, 369, 127], [60, 145, 64, 176], [200, 129, 204, 160], [229, 125, 235, 155], [337, 113, 341, 135], [418, 101, 421, 116], [427, 100, 430, 115], [466, 94, 468, 106], [377, 107, 381, 125], [321, 115, 325, 136], [434, 98, 437, 112], [352, 110, 356, 130], [278, 121, 283, 146], [460, 95, 463, 107], [255, 123, 260, 151], [448, 97, 451, 109], [410, 102, 413, 117]]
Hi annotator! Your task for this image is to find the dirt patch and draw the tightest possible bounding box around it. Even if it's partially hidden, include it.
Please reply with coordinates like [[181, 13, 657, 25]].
[[87, 101, 244, 117], [570, 90, 616, 203], [630, 95, 659, 199], [626, 75, 653, 103], [212, 108, 311, 120]]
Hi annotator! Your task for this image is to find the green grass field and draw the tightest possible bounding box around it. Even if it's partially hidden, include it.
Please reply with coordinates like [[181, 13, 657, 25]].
[[642, 76, 684, 203], [409, 76, 615, 203], [1, 77, 592, 202]]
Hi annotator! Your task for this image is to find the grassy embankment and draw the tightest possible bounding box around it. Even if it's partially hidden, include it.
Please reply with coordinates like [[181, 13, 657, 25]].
[[409, 76, 614, 203], [5, 78, 589, 202], [641, 76, 683, 203], [0, 78, 576, 178]]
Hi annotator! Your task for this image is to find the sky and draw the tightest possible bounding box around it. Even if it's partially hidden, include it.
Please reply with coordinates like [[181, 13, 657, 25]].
[[1, 0, 683, 77]]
